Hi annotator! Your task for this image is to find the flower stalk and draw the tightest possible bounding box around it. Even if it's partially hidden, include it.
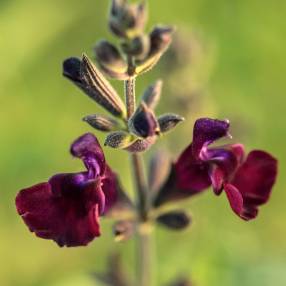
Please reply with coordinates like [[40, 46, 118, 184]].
[[125, 71, 153, 285]]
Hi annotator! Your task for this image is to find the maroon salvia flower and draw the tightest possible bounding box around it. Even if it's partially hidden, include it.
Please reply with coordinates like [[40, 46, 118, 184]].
[[174, 118, 278, 220], [15, 133, 118, 247]]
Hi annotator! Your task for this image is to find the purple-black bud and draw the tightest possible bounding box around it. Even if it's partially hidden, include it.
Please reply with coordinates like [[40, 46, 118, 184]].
[[109, 0, 147, 39], [63, 55, 126, 118], [128, 103, 159, 138], [157, 211, 191, 230], [94, 40, 129, 80], [135, 25, 175, 74], [63, 57, 81, 83], [158, 113, 184, 133], [83, 114, 120, 132], [80, 54, 127, 118]]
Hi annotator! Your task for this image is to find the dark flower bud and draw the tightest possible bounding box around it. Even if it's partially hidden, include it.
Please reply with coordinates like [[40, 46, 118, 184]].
[[63, 55, 126, 118], [158, 113, 185, 133], [121, 35, 150, 60], [105, 131, 136, 149], [148, 150, 171, 193], [109, 0, 147, 39], [80, 54, 127, 117], [94, 40, 129, 80], [141, 80, 163, 110], [83, 114, 120, 132], [113, 220, 135, 242], [63, 57, 81, 83], [149, 26, 175, 56], [128, 103, 160, 138], [135, 25, 174, 74], [157, 211, 191, 230]]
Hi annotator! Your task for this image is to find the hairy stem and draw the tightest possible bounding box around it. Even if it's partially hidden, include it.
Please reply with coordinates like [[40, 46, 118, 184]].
[[124, 77, 136, 119], [124, 75, 153, 286]]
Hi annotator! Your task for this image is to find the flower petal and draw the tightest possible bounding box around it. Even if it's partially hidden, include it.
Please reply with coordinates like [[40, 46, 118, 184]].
[[207, 146, 241, 195], [71, 133, 105, 176], [230, 150, 278, 220], [175, 144, 211, 192], [15, 180, 102, 247], [210, 166, 224, 195], [101, 166, 118, 212], [48, 172, 87, 196], [229, 143, 245, 164], [192, 118, 230, 158], [224, 183, 244, 217]]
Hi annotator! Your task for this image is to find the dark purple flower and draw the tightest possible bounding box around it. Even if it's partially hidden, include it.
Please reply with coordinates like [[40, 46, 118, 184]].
[[173, 118, 278, 220], [15, 133, 118, 247]]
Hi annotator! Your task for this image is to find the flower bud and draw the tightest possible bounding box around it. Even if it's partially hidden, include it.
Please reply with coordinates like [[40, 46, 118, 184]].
[[128, 103, 159, 138], [83, 114, 120, 132], [63, 57, 81, 83], [158, 113, 184, 133], [135, 25, 174, 74], [94, 40, 129, 80], [63, 55, 126, 118], [141, 80, 163, 110], [109, 0, 147, 39], [157, 211, 191, 230], [149, 26, 175, 55], [121, 35, 150, 60], [104, 131, 136, 149]]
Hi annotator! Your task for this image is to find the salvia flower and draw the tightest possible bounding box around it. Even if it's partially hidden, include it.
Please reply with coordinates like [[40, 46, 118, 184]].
[[15, 133, 119, 247], [155, 118, 278, 221]]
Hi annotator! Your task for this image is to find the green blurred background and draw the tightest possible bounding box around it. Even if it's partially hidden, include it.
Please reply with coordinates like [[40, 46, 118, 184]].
[[1, 0, 285, 285]]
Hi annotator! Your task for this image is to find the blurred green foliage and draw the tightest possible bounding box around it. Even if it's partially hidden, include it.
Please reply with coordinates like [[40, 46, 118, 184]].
[[0, 0, 285, 285]]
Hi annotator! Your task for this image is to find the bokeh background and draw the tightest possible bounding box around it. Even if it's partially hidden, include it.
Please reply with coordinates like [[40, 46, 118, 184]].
[[1, 0, 285, 285]]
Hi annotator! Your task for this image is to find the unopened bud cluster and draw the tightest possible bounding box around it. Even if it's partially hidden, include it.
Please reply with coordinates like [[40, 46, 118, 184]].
[[63, 0, 184, 153]]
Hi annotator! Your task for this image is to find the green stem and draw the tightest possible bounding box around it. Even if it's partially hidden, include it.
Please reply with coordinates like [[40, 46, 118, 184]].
[[124, 76, 153, 286]]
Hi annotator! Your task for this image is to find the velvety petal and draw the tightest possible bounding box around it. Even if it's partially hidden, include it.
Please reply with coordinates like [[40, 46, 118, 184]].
[[229, 143, 245, 164], [205, 144, 243, 195], [207, 147, 240, 196], [210, 166, 224, 195], [192, 118, 230, 159], [224, 183, 244, 217], [207, 148, 238, 175], [48, 172, 87, 196], [15, 180, 103, 247], [175, 144, 211, 193], [101, 166, 118, 212], [71, 133, 106, 176], [230, 150, 278, 220]]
